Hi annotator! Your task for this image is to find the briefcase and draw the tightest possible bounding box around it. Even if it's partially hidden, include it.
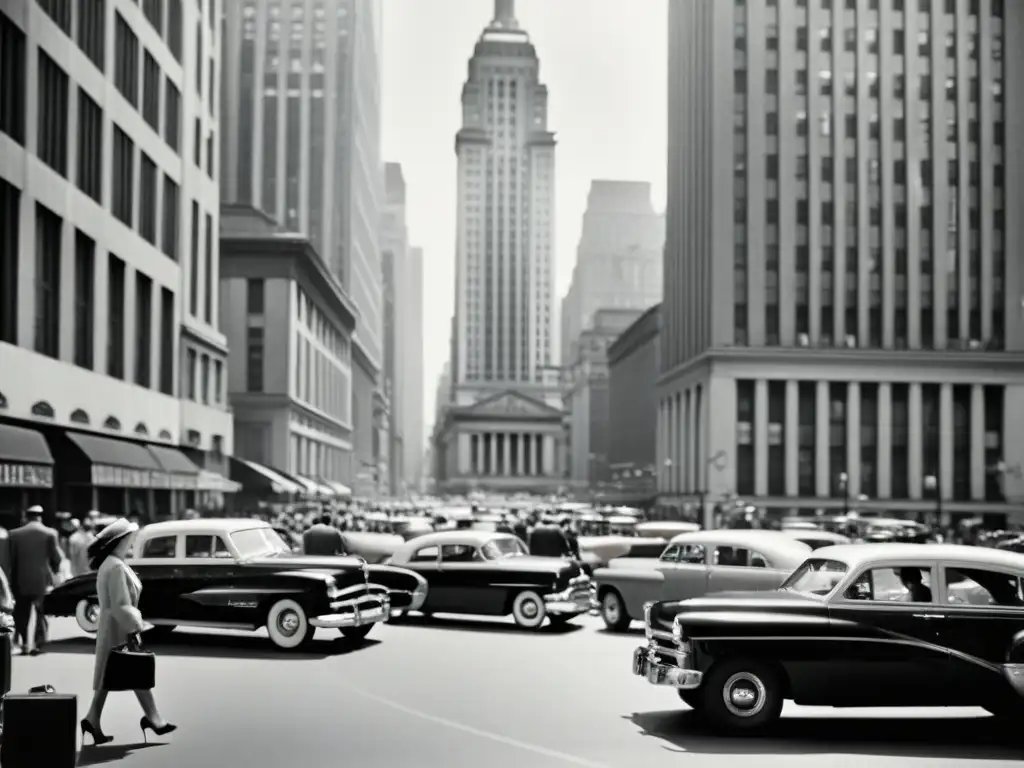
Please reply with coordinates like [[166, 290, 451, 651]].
[[103, 644, 156, 691], [1, 691, 77, 767]]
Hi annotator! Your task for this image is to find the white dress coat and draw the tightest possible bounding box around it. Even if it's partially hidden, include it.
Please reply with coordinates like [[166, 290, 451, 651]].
[[93, 555, 146, 690]]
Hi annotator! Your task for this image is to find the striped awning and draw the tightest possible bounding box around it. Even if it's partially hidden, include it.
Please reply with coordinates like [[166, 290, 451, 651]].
[[197, 470, 241, 493]]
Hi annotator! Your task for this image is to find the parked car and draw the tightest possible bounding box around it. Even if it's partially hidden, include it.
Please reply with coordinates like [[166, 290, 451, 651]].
[[44, 519, 428, 650], [635, 522, 701, 539], [595, 530, 811, 632], [388, 531, 595, 630], [633, 543, 1024, 732], [781, 528, 852, 550]]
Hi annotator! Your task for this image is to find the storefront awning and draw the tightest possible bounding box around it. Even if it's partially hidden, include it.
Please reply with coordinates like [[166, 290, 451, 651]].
[[197, 470, 241, 493], [229, 457, 303, 496], [0, 423, 54, 489], [67, 432, 166, 488], [320, 479, 352, 497], [295, 475, 334, 497], [148, 445, 201, 490]]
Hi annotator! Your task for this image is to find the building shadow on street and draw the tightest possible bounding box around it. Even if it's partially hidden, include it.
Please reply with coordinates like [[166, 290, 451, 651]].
[[43, 633, 381, 661], [392, 613, 583, 636], [77, 741, 164, 766], [624, 708, 1024, 760]]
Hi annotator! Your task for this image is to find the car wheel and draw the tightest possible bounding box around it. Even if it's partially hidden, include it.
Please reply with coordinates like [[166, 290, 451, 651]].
[[75, 598, 100, 634], [701, 659, 784, 733], [265, 599, 314, 650], [600, 590, 631, 632], [677, 688, 703, 711], [511, 591, 547, 629], [339, 624, 374, 642]]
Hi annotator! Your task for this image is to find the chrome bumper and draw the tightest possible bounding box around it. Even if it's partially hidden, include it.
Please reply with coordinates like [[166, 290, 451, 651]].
[[310, 595, 391, 629], [544, 582, 597, 616], [632, 645, 703, 689]]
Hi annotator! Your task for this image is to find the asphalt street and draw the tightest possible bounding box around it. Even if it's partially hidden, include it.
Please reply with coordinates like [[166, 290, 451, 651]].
[[10, 614, 1023, 768]]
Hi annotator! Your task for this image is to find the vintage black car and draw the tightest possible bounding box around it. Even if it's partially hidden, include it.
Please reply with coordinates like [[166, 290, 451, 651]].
[[44, 519, 428, 650], [633, 543, 1024, 732], [388, 531, 595, 630]]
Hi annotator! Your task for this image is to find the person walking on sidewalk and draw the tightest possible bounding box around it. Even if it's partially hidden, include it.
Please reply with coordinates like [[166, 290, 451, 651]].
[[9, 505, 63, 655]]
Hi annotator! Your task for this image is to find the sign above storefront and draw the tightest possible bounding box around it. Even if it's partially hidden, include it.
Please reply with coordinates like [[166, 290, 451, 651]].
[[91, 465, 170, 489], [0, 463, 54, 488]]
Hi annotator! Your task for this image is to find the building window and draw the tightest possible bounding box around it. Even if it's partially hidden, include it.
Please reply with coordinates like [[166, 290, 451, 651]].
[[206, 132, 215, 179], [0, 178, 19, 345], [135, 272, 153, 387], [140, 154, 158, 245], [189, 202, 199, 315], [203, 213, 213, 323], [162, 176, 179, 261], [247, 278, 264, 315], [107, 255, 126, 379], [193, 117, 201, 166], [168, 0, 182, 61], [208, 60, 216, 117], [37, 0, 71, 34], [143, 51, 161, 132], [74, 231, 95, 370], [112, 125, 134, 227], [76, 89, 103, 203], [164, 78, 181, 151], [34, 204, 62, 359], [159, 287, 174, 395], [143, 0, 163, 34], [200, 354, 210, 404], [0, 12, 26, 146], [185, 348, 197, 399], [37, 51, 69, 177], [114, 13, 139, 108], [195, 21, 203, 94], [213, 359, 222, 403], [736, 380, 755, 495], [77, 0, 106, 71], [246, 327, 264, 392]]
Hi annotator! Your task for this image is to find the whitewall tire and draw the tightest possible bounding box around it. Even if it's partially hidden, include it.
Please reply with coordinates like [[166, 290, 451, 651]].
[[511, 591, 547, 630], [265, 599, 314, 650], [600, 590, 631, 632], [75, 598, 100, 635]]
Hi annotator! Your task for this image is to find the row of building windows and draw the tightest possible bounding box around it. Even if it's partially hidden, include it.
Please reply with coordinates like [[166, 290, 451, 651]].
[[0, 178, 177, 396], [183, 344, 224, 406]]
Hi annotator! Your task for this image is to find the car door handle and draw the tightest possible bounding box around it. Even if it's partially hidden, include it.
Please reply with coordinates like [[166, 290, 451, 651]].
[[912, 613, 946, 619]]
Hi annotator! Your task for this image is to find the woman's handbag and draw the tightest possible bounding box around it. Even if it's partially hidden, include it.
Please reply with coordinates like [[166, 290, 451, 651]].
[[102, 634, 155, 692]]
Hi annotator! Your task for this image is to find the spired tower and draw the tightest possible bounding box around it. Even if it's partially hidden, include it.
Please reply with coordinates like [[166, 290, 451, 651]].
[[435, 0, 565, 494]]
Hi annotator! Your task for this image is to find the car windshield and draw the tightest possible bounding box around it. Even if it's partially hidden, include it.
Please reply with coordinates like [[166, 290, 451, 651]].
[[781, 558, 849, 596], [481, 538, 528, 559], [230, 527, 291, 558]]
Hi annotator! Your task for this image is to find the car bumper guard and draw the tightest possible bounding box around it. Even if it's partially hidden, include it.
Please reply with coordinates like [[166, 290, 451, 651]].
[[544, 582, 597, 616], [632, 645, 703, 689], [310, 594, 392, 629]]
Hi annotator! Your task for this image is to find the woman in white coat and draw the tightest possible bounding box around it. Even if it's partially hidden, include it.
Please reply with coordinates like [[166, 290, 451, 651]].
[[80, 518, 177, 745]]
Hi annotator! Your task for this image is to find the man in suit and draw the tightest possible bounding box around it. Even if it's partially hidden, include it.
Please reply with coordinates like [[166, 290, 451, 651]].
[[66, 516, 97, 577], [302, 512, 347, 556], [559, 516, 581, 559], [528, 515, 571, 558], [10, 505, 64, 655]]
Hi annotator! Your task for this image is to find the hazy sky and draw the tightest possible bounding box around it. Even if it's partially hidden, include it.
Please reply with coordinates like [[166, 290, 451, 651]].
[[380, 0, 668, 438]]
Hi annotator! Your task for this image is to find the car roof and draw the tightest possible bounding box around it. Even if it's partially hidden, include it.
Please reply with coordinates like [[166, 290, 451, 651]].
[[813, 542, 1024, 571], [669, 528, 812, 555], [394, 530, 516, 554], [139, 519, 269, 537]]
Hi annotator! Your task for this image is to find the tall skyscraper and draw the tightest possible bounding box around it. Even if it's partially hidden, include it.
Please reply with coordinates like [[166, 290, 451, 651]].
[[220, 0, 385, 486], [560, 180, 664, 367], [0, 0, 232, 520], [433, 0, 565, 494], [658, 0, 1024, 526]]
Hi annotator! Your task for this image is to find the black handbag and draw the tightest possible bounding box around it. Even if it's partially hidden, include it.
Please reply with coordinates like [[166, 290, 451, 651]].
[[102, 636, 155, 691]]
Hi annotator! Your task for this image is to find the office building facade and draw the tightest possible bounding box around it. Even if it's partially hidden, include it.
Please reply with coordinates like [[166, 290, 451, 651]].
[[659, 0, 1024, 525], [0, 0, 233, 522]]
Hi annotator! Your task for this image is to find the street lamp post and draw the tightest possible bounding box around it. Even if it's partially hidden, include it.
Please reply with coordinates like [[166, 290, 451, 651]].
[[923, 474, 941, 524], [838, 471, 849, 515]]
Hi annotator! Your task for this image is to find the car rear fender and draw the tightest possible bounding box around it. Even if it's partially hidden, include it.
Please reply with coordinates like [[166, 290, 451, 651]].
[[595, 567, 664, 618]]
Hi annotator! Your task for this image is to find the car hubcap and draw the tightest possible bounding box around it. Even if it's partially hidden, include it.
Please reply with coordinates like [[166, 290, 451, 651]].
[[521, 600, 538, 619], [604, 596, 620, 622], [278, 610, 300, 636], [722, 672, 767, 718], [86, 604, 99, 624]]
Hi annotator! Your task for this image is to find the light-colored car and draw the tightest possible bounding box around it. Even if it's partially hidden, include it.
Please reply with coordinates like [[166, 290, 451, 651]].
[[635, 521, 701, 539], [782, 529, 852, 550], [595, 530, 811, 632]]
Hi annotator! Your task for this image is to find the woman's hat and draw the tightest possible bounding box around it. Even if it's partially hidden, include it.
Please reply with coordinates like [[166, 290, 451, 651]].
[[87, 518, 139, 564]]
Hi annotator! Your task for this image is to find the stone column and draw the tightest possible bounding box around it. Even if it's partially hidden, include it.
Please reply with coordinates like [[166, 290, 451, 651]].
[[525, 432, 534, 476], [815, 381, 830, 497], [785, 381, 799, 496], [939, 383, 953, 504], [502, 432, 512, 476], [877, 383, 892, 498], [970, 384, 985, 500], [517, 433, 526, 475], [543, 435, 555, 475], [457, 433, 471, 474], [536, 434, 544, 476], [846, 382, 861, 497], [488, 432, 497, 476], [754, 380, 769, 496], [908, 383, 923, 498]]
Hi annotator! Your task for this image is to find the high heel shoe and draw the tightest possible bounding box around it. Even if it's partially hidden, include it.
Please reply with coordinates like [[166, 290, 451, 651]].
[[80, 718, 113, 746], [140, 716, 177, 743]]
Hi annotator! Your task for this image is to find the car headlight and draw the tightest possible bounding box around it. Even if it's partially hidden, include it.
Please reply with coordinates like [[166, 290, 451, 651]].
[[643, 601, 654, 640]]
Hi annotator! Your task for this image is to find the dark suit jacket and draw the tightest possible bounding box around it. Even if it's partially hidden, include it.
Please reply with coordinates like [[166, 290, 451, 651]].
[[302, 524, 346, 556], [528, 524, 570, 558], [562, 529, 581, 558], [9, 521, 63, 598]]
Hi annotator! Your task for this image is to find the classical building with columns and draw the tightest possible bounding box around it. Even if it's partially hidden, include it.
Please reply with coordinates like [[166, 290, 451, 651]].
[[433, 0, 566, 493], [659, 0, 1024, 525]]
